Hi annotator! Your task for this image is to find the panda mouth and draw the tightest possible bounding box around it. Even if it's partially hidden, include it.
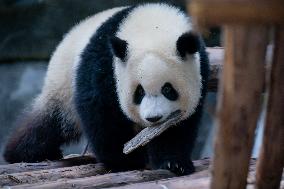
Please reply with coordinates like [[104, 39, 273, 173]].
[[152, 109, 182, 126]]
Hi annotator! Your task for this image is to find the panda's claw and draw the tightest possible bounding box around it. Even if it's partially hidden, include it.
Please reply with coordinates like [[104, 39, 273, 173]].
[[175, 163, 179, 169], [159, 160, 195, 176], [167, 162, 171, 169]]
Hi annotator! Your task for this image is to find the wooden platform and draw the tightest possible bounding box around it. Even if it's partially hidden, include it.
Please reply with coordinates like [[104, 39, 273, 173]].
[[1, 47, 280, 188], [2, 155, 282, 189]]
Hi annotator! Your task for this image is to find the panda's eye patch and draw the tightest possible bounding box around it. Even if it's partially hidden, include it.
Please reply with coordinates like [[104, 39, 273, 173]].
[[161, 82, 179, 101], [133, 84, 145, 105]]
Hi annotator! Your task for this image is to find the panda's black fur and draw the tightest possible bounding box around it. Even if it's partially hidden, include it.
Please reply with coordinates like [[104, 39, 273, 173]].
[[4, 4, 209, 176], [75, 6, 146, 171]]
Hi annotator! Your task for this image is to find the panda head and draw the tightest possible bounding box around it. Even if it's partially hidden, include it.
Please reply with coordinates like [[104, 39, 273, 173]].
[[110, 32, 202, 127]]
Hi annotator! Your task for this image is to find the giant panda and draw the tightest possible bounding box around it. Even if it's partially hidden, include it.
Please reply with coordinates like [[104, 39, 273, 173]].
[[3, 3, 209, 175]]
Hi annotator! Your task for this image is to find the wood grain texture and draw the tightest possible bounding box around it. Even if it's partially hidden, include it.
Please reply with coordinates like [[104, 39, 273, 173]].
[[106, 160, 284, 189], [10, 169, 175, 189], [256, 27, 284, 189], [107, 179, 284, 189], [0, 163, 106, 187], [188, 0, 284, 27], [0, 155, 96, 174], [211, 26, 269, 189], [0, 157, 210, 187], [0, 157, 282, 188]]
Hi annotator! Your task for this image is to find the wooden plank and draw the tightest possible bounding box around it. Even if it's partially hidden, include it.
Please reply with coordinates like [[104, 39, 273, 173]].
[[4, 159, 258, 189], [0, 155, 96, 174], [10, 169, 175, 189], [108, 176, 211, 189], [0, 163, 106, 187], [107, 178, 284, 189], [2, 158, 282, 189], [188, 0, 284, 27], [256, 27, 284, 189], [0, 158, 210, 187], [105, 160, 284, 189], [211, 26, 269, 189]]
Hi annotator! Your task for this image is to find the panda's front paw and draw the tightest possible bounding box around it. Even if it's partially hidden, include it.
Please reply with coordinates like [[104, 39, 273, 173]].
[[160, 160, 195, 176]]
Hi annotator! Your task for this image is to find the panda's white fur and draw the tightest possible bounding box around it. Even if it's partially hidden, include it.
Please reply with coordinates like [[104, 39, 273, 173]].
[[33, 7, 126, 133], [4, 4, 207, 171], [34, 4, 201, 128], [114, 4, 201, 126]]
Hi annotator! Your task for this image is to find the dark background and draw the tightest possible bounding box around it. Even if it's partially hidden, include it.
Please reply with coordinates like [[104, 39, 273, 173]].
[[0, 0, 221, 164]]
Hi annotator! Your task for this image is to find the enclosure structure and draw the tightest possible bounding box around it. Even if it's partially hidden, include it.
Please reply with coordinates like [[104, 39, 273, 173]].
[[0, 0, 283, 188], [0, 46, 282, 188], [189, 0, 284, 188]]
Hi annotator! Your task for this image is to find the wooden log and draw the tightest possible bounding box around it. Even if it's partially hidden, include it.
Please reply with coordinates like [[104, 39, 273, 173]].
[[0, 158, 210, 187], [0, 163, 106, 187], [2, 158, 282, 189], [10, 169, 175, 189], [105, 160, 284, 189], [211, 26, 269, 189], [107, 174, 211, 189], [188, 0, 284, 28], [0, 155, 96, 174], [256, 27, 284, 189], [106, 177, 284, 189]]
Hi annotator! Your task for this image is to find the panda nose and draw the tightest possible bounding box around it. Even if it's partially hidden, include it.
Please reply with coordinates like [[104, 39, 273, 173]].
[[146, 116, 162, 123]]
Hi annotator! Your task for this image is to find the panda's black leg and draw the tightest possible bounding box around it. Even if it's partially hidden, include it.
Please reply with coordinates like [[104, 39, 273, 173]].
[[77, 108, 146, 172], [146, 115, 200, 176], [4, 101, 82, 163], [4, 109, 64, 163]]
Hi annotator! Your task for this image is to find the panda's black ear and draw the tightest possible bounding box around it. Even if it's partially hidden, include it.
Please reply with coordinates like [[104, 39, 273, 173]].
[[176, 32, 200, 58], [110, 36, 128, 62]]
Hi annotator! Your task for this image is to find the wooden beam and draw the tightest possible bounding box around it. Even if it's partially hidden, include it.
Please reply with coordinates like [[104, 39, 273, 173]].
[[0, 158, 210, 187], [0, 155, 96, 174], [104, 160, 283, 189], [211, 26, 269, 189], [0, 163, 106, 187], [4, 159, 264, 189], [10, 169, 175, 189], [107, 178, 284, 189], [2, 158, 282, 189], [256, 27, 284, 189], [188, 0, 284, 27], [106, 178, 284, 189]]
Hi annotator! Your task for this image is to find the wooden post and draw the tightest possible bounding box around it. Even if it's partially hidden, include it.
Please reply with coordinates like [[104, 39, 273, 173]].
[[256, 27, 284, 189], [211, 26, 269, 189]]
